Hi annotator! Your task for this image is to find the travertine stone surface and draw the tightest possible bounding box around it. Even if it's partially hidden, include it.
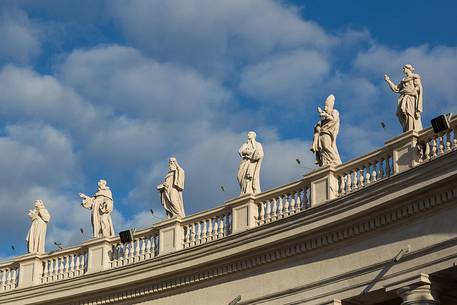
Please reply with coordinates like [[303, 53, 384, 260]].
[[311, 94, 342, 167], [237, 131, 264, 195], [79, 179, 115, 238], [26, 200, 50, 254], [385, 64, 423, 132], [157, 157, 185, 218], [398, 284, 439, 305]]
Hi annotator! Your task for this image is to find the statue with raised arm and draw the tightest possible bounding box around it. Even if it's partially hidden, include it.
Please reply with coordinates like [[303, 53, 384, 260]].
[[237, 131, 264, 195], [310, 94, 342, 167], [157, 157, 185, 218], [79, 179, 115, 238], [384, 64, 423, 132], [26, 200, 51, 254]]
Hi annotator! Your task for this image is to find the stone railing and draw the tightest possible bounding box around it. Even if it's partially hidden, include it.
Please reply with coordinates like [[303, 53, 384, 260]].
[[41, 246, 87, 284], [110, 228, 159, 268], [0, 262, 19, 292], [335, 146, 394, 196], [417, 116, 457, 162], [2, 116, 457, 293], [182, 206, 231, 248], [256, 179, 310, 226]]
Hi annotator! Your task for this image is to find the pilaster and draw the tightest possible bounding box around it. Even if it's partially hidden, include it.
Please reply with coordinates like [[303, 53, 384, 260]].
[[155, 217, 184, 255], [83, 237, 113, 274], [16, 253, 43, 288]]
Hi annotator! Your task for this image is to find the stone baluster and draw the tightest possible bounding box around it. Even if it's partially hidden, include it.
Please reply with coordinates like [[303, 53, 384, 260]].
[[265, 200, 272, 223], [277, 196, 284, 218], [296, 189, 302, 212], [386, 155, 392, 177], [5, 269, 11, 288], [190, 223, 196, 246], [283, 194, 290, 216], [75, 255, 81, 276], [213, 217, 219, 239], [271, 198, 278, 220], [196, 222, 202, 244], [302, 187, 309, 208], [445, 130, 452, 152], [365, 163, 371, 184], [201, 220, 207, 243], [358, 167, 364, 188], [371, 163, 377, 182], [140, 238, 146, 259], [145, 238, 152, 257], [379, 158, 385, 179], [346, 171, 353, 192], [431, 136, 438, 158], [151, 237, 156, 257], [438, 133, 445, 155], [289, 192, 296, 214], [258, 202, 265, 225], [208, 218, 213, 241], [453, 126, 457, 149], [219, 215, 225, 237], [339, 175, 345, 195]]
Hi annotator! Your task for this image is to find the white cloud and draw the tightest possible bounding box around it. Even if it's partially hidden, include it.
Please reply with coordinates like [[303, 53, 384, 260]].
[[239, 50, 330, 105], [58, 45, 231, 122], [0, 9, 42, 64], [108, 0, 334, 77], [0, 65, 98, 135]]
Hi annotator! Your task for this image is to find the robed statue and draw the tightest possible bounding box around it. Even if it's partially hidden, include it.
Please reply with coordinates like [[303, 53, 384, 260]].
[[157, 157, 185, 218], [26, 200, 51, 254], [79, 179, 115, 238], [384, 64, 423, 132], [237, 131, 264, 195], [311, 94, 342, 167]]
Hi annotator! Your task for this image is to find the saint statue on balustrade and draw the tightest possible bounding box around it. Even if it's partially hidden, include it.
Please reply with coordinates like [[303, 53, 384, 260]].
[[157, 157, 186, 218], [26, 199, 51, 254], [310, 94, 342, 167], [237, 131, 264, 195], [80, 179, 115, 238], [384, 64, 423, 132]]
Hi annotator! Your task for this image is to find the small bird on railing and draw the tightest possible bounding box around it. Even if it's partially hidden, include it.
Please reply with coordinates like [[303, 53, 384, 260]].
[[381, 122, 386, 129], [11, 245, 15, 251], [220, 185, 225, 192]]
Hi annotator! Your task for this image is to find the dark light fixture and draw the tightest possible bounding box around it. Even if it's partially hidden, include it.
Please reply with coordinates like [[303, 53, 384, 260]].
[[431, 113, 452, 133]]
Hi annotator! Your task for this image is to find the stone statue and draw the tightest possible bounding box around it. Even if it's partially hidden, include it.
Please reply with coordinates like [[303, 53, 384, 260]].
[[237, 131, 264, 195], [157, 157, 186, 218], [384, 64, 423, 132], [26, 200, 51, 254], [310, 94, 342, 167], [79, 179, 115, 238]]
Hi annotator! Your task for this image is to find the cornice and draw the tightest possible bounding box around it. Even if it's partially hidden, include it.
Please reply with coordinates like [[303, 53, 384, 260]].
[[2, 151, 457, 305]]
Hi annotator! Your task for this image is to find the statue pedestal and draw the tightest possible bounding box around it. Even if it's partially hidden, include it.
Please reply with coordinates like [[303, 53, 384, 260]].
[[385, 130, 420, 174], [307, 166, 338, 206], [225, 194, 256, 234], [155, 218, 183, 255], [16, 253, 43, 288], [83, 237, 113, 274]]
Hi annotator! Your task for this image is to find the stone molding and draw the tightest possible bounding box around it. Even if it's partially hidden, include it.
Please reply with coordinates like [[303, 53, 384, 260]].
[[64, 182, 457, 305]]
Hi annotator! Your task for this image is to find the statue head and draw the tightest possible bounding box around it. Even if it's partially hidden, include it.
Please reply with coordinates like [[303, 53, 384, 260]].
[[247, 131, 257, 141], [34, 199, 45, 209], [324, 94, 335, 112], [169, 157, 178, 171], [403, 64, 415, 76], [98, 179, 107, 189]]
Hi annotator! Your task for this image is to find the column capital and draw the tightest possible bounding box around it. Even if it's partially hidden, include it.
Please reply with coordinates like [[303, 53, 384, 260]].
[[395, 274, 439, 305]]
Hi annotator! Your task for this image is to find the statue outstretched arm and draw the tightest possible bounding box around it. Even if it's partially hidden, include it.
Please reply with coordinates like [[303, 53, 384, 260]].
[[384, 75, 399, 92]]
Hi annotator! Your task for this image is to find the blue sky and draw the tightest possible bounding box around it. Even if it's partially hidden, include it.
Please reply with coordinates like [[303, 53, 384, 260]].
[[0, 0, 456, 259]]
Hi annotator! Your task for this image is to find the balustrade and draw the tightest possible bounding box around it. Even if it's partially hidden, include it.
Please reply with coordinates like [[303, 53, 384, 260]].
[[417, 118, 457, 162], [256, 182, 310, 226], [0, 265, 18, 291], [183, 208, 231, 248], [41, 249, 87, 284], [111, 230, 159, 268]]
